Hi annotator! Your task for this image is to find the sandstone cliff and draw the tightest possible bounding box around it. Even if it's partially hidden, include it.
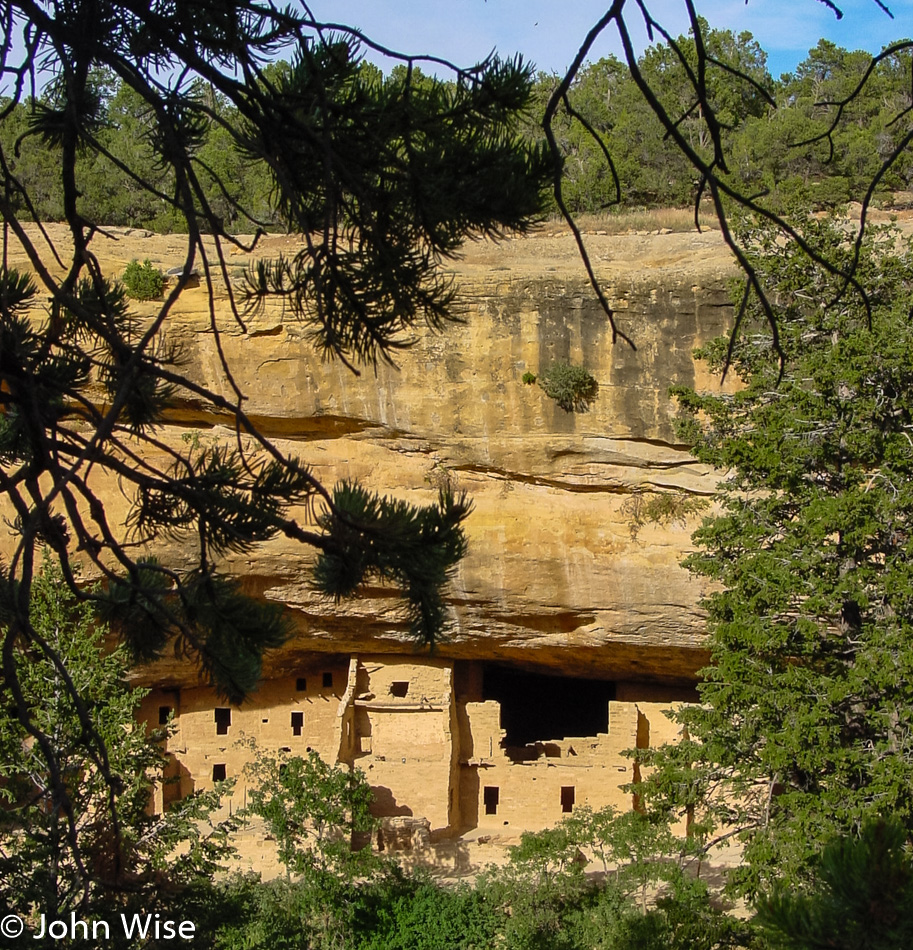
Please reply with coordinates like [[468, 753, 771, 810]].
[[5, 224, 738, 689]]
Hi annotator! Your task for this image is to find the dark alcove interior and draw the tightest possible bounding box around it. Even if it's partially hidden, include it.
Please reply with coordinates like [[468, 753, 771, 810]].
[[482, 665, 616, 747]]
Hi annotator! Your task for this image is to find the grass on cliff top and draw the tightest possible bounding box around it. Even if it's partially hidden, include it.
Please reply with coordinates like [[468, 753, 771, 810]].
[[548, 207, 719, 235]]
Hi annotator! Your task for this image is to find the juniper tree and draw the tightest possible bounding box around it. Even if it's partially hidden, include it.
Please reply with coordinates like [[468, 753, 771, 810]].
[[642, 218, 913, 895]]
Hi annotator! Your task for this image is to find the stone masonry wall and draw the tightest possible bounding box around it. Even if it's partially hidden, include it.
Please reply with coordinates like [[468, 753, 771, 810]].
[[139, 655, 686, 852]]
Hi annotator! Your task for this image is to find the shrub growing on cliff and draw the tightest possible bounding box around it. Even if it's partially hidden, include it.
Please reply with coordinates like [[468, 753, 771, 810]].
[[121, 259, 164, 300], [620, 492, 710, 540], [538, 362, 599, 412]]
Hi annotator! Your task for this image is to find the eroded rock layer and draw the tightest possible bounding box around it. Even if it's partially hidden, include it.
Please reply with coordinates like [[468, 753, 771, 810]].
[[6, 225, 737, 688]]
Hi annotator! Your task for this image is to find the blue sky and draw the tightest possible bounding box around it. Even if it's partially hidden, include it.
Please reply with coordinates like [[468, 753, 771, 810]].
[[311, 0, 913, 80]]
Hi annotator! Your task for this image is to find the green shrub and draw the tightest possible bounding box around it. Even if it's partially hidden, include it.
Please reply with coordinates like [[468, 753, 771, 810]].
[[355, 879, 500, 950], [522, 371, 537, 385], [122, 258, 164, 300], [538, 362, 598, 412]]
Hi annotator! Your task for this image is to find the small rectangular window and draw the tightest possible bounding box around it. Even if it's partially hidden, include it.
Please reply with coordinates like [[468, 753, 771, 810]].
[[212, 764, 226, 781], [296, 677, 307, 692], [390, 681, 409, 698], [291, 711, 304, 736], [158, 705, 172, 725], [322, 672, 333, 689], [214, 707, 231, 735], [561, 786, 575, 813], [483, 786, 499, 816]]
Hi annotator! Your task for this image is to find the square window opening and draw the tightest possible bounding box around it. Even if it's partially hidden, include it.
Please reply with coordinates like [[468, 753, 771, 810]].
[[212, 764, 226, 782], [158, 705, 172, 725], [561, 786, 575, 813], [322, 672, 333, 689], [214, 707, 231, 735], [390, 681, 409, 698], [291, 711, 304, 736], [296, 677, 307, 692], [483, 786, 499, 816]]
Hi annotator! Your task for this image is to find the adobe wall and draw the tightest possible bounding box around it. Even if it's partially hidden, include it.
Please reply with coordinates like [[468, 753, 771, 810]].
[[139, 655, 686, 853], [138, 657, 350, 810], [460, 700, 641, 832], [344, 657, 457, 833]]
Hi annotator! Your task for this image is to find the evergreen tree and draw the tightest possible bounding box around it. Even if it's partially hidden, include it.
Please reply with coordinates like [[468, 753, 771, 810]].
[[756, 818, 913, 950], [644, 218, 913, 895], [0, 565, 236, 945]]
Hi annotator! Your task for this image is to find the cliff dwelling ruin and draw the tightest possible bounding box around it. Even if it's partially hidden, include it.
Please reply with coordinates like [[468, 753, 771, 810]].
[[0, 224, 736, 863], [138, 656, 696, 852]]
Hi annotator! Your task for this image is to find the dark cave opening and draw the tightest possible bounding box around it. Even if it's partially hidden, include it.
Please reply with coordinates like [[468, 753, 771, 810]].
[[482, 665, 616, 747]]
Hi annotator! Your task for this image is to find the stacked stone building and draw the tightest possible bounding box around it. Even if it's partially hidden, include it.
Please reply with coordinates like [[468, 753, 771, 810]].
[[139, 657, 692, 846]]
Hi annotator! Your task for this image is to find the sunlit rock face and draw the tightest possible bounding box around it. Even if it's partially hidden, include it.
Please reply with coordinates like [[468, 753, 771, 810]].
[[5, 225, 737, 689]]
